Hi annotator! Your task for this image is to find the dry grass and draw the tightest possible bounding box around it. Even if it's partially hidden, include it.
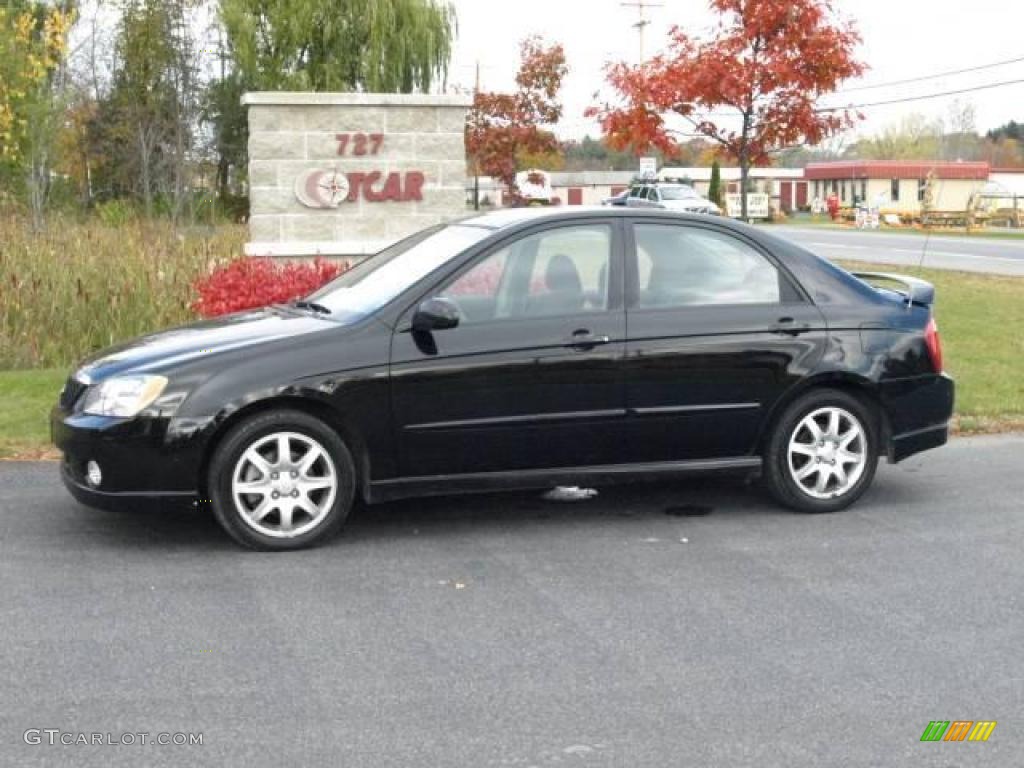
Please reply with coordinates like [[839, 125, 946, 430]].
[[0, 216, 246, 369]]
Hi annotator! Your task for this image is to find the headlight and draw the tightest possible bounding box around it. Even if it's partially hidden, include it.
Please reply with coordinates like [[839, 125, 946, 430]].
[[81, 375, 169, 418]]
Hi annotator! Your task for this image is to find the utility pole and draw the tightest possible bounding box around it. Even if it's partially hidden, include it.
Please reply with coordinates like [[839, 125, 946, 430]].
[[473, 60, 480, 211], [621, 0, 664, 62]]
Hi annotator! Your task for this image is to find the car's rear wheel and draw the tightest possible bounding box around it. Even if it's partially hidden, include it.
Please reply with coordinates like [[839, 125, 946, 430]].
[[764, 389, 879, 513], [208, 409, 355, 550]]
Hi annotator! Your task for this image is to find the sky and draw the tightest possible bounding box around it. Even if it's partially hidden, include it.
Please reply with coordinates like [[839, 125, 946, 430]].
[[447, 0, 1024, 142]]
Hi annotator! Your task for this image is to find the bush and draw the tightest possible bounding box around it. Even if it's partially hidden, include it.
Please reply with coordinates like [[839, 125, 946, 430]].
[[94, 199, 138, 227], [192, 257, 347, 318]]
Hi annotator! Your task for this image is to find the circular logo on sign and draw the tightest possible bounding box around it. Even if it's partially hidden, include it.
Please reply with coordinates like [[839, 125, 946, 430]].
[[294, 169, 351, 209]]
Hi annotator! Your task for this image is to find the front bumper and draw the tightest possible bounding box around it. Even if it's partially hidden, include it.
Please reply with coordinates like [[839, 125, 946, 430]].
[[52, 406, 198, 511], [60, 462, 194, 512]]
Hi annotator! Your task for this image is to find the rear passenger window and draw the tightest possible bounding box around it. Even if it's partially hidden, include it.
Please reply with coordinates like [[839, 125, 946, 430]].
[[633, 224, 784, 308]]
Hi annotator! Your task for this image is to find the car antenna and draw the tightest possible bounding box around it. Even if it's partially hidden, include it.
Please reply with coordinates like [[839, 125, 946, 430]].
[[913, 172, 939, 310]]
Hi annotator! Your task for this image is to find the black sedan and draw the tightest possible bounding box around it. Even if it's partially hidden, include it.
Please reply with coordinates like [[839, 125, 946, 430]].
[[53, 208, 954, 550]]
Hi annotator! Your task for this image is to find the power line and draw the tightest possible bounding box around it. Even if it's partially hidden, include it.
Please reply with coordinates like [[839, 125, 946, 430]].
[[817, 77, 1024, 112], [836, 55, 1024, 94], [577, 76, 1024, 129]]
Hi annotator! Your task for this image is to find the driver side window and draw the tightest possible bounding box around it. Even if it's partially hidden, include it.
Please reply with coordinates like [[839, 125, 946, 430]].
[[441, 225, 612, 324]]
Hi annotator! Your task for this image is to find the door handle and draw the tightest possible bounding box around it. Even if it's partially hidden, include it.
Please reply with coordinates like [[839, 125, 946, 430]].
[[770, 317, 811, 336], [566, 329, 611, 349]]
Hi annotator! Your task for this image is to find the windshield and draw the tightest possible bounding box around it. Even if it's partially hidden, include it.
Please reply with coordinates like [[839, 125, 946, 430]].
[[305, 224, 491, 321], [660, 186, 700, 200]]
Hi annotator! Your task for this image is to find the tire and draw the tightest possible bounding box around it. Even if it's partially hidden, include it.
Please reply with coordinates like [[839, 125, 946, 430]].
[[208, 409, 356, 550], [763, 388, 879, 513]]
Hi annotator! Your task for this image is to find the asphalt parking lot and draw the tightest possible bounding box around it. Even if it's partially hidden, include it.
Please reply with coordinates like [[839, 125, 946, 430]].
[[1, 434, 1021, 767]]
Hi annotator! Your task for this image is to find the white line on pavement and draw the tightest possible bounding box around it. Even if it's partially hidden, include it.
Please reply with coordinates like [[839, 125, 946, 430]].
[[808, 242, 1023, 263]]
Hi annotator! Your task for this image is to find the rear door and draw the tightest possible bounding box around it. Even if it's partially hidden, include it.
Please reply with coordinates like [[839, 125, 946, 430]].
[[390, 219, 628, 477], [623, 219, 828, 461]]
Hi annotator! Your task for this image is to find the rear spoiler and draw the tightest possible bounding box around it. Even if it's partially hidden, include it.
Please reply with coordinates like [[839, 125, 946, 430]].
[[851, 272, 935, 308]]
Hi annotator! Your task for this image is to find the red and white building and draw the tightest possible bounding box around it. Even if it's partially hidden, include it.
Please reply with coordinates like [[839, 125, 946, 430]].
[[803, 161, 991, 213], [466, 161, 1024, 216]]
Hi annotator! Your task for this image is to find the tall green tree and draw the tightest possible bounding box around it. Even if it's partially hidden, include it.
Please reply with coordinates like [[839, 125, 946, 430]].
[[95, 0, 198, 218], [209, 0, 455, 203], [987, 120, 1024, 143], [707, 159, 722, 206], [200, 69, 247, 205], [219, 0, 455, 92]]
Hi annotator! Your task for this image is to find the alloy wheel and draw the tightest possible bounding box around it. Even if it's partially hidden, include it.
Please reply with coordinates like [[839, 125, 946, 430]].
[[786, 406, 868, 500], [231, 431, 338, 538]]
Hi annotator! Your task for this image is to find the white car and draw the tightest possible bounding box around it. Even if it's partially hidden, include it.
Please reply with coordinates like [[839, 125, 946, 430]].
[[626, 183, 721, 215]]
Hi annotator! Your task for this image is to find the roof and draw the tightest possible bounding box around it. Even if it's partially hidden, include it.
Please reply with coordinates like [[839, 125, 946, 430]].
[[460, 206, 614, 230], [547, 171, 635, 186], [804, 161, 989, 180], [460, 205, 728, 230], [660, 166, 805, 182]]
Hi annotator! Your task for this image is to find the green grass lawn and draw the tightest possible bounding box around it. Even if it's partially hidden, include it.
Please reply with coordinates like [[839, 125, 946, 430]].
[[0, 368, 64, 459], [838, 261, 1024, 432], [1, 265, 1022, 458]]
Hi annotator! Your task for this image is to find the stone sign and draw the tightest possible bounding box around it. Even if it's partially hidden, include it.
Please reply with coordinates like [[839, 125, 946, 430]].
[[242, 92, 472, 258]]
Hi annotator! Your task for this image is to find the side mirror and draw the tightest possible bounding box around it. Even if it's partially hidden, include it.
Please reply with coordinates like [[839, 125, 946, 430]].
[[412, 297, 460, 333]]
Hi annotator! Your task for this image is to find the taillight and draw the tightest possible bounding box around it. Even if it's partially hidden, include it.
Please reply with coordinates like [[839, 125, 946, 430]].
[[925, 316, 943, 373]]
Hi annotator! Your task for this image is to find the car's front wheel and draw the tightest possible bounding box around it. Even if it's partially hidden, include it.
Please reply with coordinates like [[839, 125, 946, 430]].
[[764, 389, 879, 513], [208, 409, 355, 550]]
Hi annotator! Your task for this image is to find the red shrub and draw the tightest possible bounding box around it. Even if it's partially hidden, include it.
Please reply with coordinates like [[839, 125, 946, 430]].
[[192, 257, 347, 318]]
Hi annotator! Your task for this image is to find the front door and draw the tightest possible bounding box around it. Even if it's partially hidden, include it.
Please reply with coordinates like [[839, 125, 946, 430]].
[[623, 220, 828, 461], [780, 181, 793, 213], [390, 220, 627, 478]]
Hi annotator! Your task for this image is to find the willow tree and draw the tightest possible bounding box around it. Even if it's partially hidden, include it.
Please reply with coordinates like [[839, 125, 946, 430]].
[[219, 0, 456, 92], [208, 0, 454, 201]]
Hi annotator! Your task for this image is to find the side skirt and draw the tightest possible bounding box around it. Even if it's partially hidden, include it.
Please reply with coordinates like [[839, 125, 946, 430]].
[[367, 457, 762, 504]]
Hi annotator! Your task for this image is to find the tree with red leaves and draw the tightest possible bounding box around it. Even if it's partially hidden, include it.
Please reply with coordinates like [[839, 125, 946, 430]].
[[467, 36, 568, 199], [590, 0, 865, 218]]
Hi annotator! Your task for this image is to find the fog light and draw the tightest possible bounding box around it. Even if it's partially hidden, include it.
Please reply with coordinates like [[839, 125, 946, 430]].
[[86, 461, 102, 488]]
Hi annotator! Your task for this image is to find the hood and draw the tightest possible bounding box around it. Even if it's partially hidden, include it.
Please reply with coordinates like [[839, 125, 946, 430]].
[[661, 198, 720, 214], [75, 307, 336, 382]]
